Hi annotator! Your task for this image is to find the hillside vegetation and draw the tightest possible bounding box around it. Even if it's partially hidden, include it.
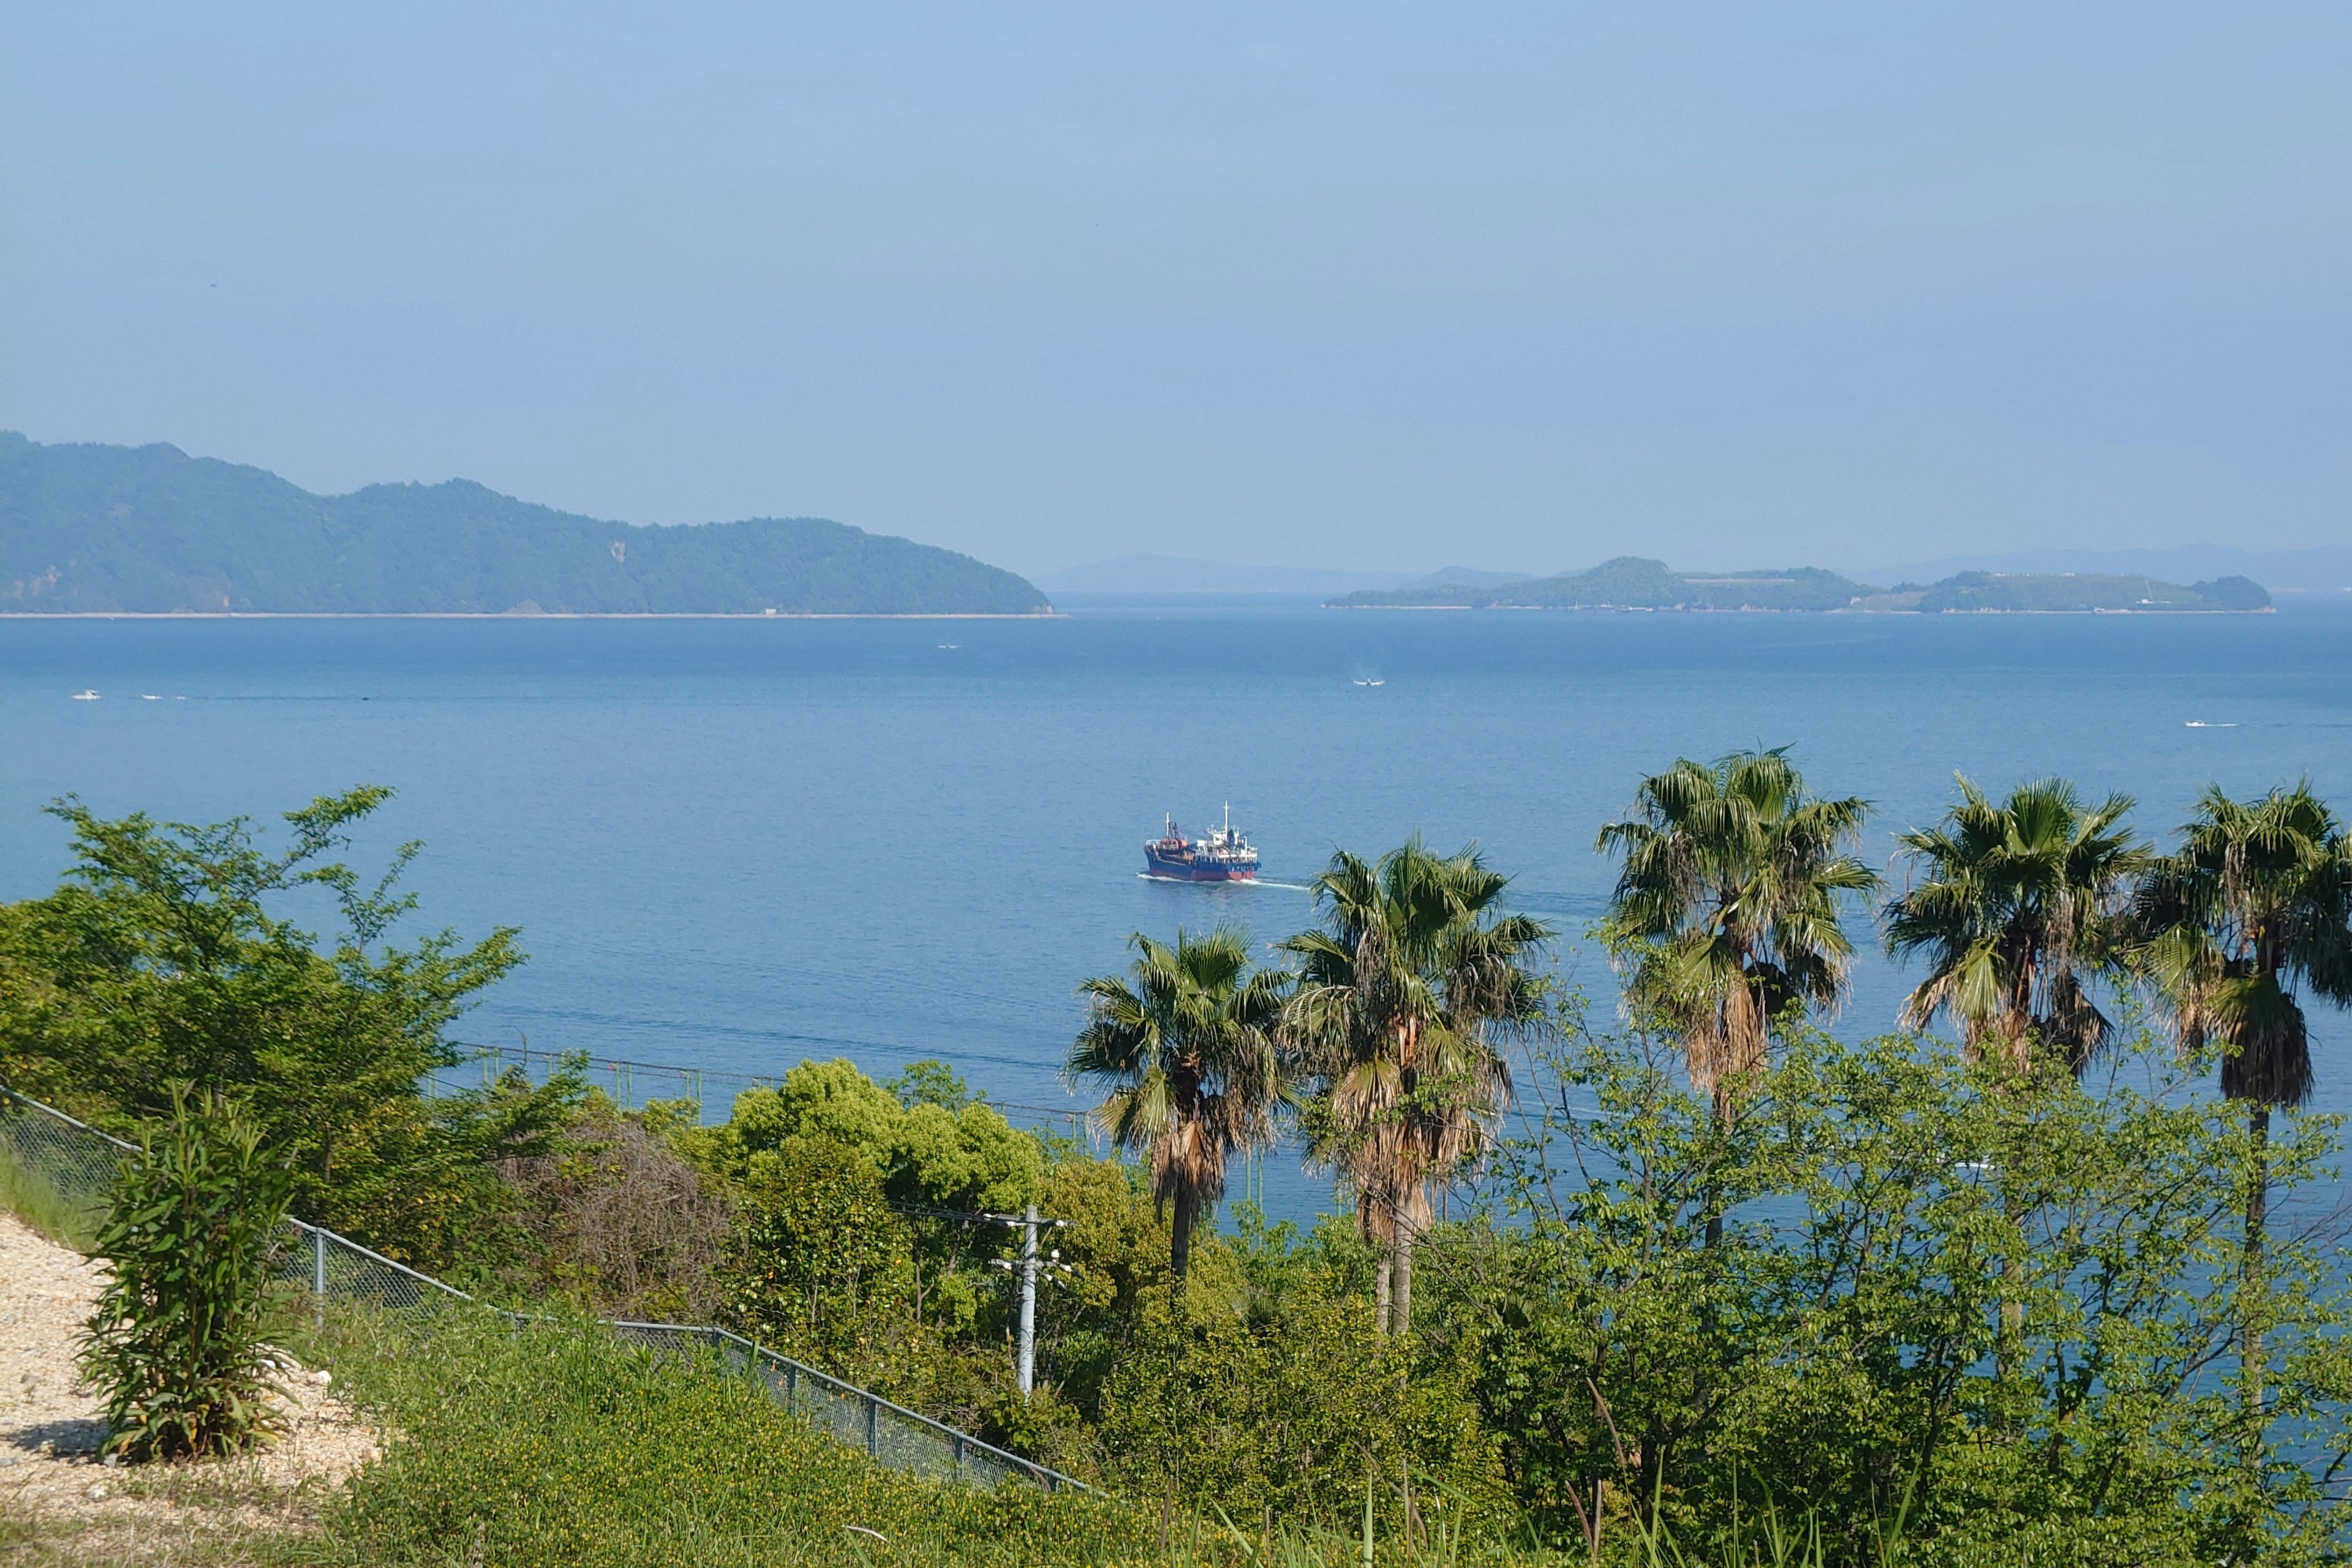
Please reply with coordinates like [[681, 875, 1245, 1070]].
[[0, 432, 1051, 615], [1335, 555, 2273, 612]]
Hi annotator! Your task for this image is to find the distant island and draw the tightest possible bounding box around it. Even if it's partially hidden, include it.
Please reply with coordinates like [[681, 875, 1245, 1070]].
[[0, 433, 1052, 616], [1332, 556, 2273, 614]]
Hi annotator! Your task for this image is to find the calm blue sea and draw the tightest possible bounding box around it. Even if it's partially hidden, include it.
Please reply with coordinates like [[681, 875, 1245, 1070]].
[[7, 601, 2352, 1221]]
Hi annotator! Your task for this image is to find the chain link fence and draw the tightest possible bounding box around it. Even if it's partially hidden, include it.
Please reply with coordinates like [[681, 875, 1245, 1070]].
[[0, 1084, 1086, 1495], [441, 1041, 1105, 1150]]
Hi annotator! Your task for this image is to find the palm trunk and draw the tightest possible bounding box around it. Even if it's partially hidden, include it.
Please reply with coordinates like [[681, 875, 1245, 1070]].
[[1374, 1256, 1393, 1335], [1393, 1224, 1413, 1336], [1171, 1186, 1196, 1286], [1704, 1080, 1733, 1249], [2244, 1103, 2271, 1462]]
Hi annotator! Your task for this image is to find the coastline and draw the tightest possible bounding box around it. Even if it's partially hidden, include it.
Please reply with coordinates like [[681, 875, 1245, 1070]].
[[1319, 603, 2278, 616], [0, 610, 1066, 620]]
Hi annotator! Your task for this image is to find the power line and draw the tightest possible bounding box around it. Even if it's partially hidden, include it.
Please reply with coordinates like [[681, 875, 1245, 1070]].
[[447, 1040, 1095, 1126]]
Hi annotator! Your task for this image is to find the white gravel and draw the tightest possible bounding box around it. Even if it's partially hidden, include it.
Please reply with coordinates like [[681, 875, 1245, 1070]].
[[0, 1209, 382, 1536]]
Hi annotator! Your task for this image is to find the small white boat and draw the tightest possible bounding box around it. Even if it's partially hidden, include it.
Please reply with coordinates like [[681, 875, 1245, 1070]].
[[141, 694, 161, 701], [70, 690, 99, 701]]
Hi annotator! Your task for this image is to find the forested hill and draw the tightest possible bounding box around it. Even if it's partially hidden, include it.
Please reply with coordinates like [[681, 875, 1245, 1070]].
[[1338, 557, 1880, 611], [0, 434, 1052, 615], [1335, 556, 2273, 613]]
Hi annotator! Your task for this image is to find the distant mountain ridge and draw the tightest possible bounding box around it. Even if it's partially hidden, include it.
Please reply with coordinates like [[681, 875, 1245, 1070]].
[[1033, 555, 1536, 597], [1870, 544, 2352, 595], [1335, 556, 2272, 614], [0, 434, 1051, 615]]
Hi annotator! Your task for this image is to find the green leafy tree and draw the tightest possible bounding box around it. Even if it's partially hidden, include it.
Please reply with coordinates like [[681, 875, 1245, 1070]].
[[678, 1058, 1046, 1353], [79, 1085, 294, 1461], [1884, 775, 2151, 1359], [720, 1135, 921, 1381], [2131, 780, 2352, 1437], [1068, 927, 1286, 1284], [1280, 840, 1550, 1333], [0, 790, 573, 1272], [889, 1058, 976, 1111], [1595, 748, 1879, 1130], [1885, 774, 2149, 1074], [1458, 998, 2352, 1562]]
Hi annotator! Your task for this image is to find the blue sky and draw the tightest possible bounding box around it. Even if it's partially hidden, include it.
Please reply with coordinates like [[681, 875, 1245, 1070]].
[[2, 2, 2346, 576]]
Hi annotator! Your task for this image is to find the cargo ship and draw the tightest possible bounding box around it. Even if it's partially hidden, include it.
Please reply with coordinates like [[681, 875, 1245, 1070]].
[[1144, 805, 1261, 882]]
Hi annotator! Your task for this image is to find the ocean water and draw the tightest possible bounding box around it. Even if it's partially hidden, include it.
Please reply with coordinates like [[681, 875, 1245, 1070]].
[[6, 601, 2352, 1220]]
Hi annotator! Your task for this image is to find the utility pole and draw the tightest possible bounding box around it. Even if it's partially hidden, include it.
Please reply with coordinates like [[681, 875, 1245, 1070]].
[[986, 1205, 1069, 1397], [1016, 1203, 1039, 1396]]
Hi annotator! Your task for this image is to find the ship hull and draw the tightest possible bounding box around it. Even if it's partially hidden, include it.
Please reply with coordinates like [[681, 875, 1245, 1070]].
[[1144, 848, 1258, 882]]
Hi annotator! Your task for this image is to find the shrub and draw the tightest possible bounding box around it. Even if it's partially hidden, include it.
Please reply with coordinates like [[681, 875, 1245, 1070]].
[[78, 1084, 295, 1461], [1098, 1276, 1510, 1541], [499, 1099, 732, 1320]]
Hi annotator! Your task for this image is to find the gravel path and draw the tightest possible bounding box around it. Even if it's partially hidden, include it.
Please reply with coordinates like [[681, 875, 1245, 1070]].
[[0, 1210, 380, 1538]]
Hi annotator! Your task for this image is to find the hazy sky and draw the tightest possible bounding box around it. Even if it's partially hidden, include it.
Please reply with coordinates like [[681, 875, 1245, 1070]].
[[4, 3, 2348, 576]]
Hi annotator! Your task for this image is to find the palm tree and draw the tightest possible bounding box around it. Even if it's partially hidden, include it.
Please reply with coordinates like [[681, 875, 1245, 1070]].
[[1596, 748, 1880, 1128], [1280, 838, 1551, 1335], [2132, 782, 2352, 1431], [1067, 926, 1286, 1285], [1885, 775, 2150, 1076]]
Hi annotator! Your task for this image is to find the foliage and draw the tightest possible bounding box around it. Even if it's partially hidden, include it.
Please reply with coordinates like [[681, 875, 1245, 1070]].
[[1281, 838, 1551, 1333], [891, 1057, 979, 1110], [281, 1308, 1149, 1568], [78, 1084, 294, 1462], [0, 1136, 103, 1251], [679, 1057, 1045, 1217], [1439, 999, 2352, 1565], [499, 1095, 732, 1321], [1069, 926, 1287, 1281], [1098, 1277, 1510, 1545], [1596, 748, 1878, 1118], [2130, 779, 2352, 1445], [1883, 774, 2149, 1074], [718, 1133, 926, 1384], [2132, 780, 2352, 1113], [0, 790, 582, 1275]]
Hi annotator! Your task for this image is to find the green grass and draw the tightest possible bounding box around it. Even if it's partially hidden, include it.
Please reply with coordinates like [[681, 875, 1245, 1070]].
[[0, 1142, 104, 1251], [272, 1308, 1156, 1568]]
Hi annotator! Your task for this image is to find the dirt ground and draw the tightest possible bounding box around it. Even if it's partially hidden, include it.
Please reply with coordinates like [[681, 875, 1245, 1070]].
[[0, 1210, 380, 1561]]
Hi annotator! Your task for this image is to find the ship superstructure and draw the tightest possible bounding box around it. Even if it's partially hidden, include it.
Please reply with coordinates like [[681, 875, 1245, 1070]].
[[1144, 805, 1261, 882]]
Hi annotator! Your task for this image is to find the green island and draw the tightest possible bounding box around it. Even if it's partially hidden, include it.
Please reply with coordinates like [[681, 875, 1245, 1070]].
[[1335, 555, 2274, 613], [0, 432, 1052, 616], [6, 759, 2352, 1566]]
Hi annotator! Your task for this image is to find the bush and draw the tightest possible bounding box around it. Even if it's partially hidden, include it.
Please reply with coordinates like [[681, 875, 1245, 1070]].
[[1099, 1273, 1510, 1544], [78, 1084, 295, 1461], [499, 1098, 731, 1320]]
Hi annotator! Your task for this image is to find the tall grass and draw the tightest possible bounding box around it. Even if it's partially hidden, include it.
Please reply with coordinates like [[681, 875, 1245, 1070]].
[[0, 1139, 103, 1250], [277, 1307, 1153, 1568]]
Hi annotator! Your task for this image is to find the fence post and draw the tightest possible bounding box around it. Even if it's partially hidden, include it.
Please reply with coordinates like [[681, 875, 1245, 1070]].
[[312, 1227, 328, 1326], [865, 1394, 880, 1457]]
